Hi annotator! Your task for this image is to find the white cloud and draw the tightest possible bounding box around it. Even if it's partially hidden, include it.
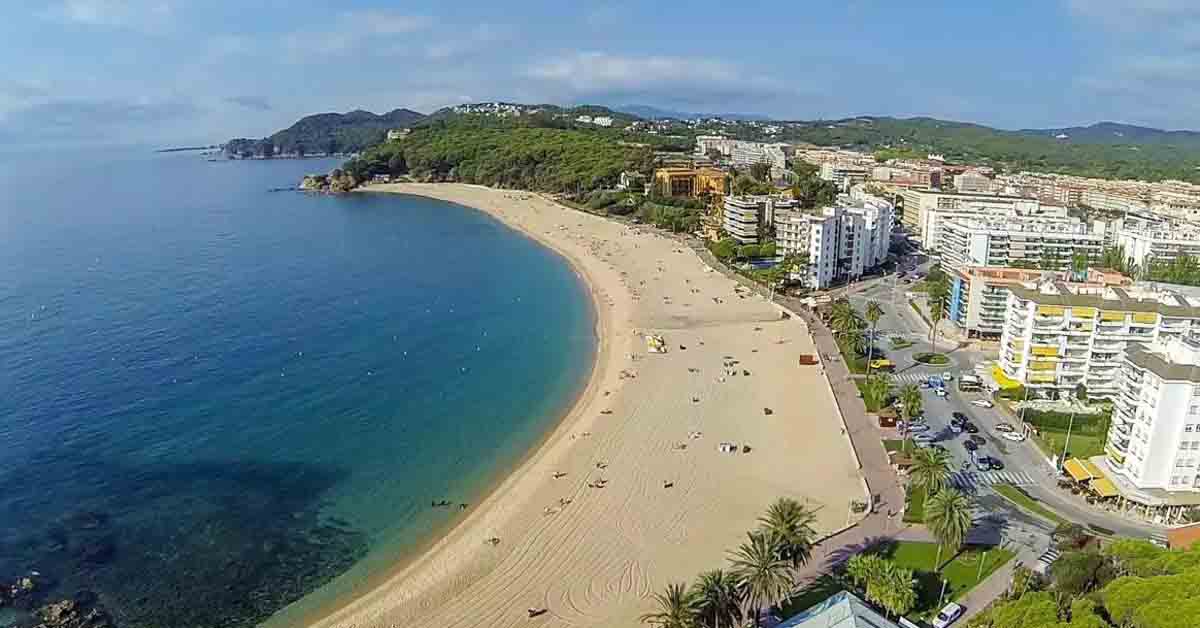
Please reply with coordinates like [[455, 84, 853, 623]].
[[41, 0, 175, 32], [524, 51, 795, 111], [1067, 0, 1200, 127], [424, 24, 511, 60], [283, 10, 433, 57]]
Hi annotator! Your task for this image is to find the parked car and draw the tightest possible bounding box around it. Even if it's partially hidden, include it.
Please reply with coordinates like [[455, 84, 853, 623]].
[[949, 422, 963, 434], [963, 422, 979, 434], [974, 456, 993, 472], [963, 439, 978, 452], [995, 424, 1015, 433], [970, 399, 994, 408], [969, 435, 987, 446], [989, 458, 1005, 470], [951, 412, 968, 424], [1002, 431, 1026, 442], [943, 372, 955, 381], [933, 602, 965, 628], [934, 388, 948, 397], [913, 434, 936, 444], [907, 423, 931, 433]]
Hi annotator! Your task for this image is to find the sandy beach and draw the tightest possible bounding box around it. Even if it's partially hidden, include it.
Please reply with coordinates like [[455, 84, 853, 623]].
[[306, 183, 866, 628]]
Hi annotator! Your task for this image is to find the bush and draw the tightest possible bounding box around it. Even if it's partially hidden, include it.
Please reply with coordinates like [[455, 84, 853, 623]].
[[998, 385, 1026, 401], [913, 352, 950, 365], [710, 238, 737, 261]]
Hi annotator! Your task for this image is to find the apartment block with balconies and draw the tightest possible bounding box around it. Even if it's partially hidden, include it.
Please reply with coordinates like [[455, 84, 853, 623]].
[[1000, 281, 1200, 399], [1106, 337, 1200, 495]]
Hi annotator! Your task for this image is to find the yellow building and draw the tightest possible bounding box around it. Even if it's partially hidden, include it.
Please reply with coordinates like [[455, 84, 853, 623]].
[[653, 167, 728, 200]]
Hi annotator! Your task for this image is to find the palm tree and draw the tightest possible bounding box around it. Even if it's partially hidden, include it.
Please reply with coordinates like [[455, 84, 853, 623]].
[[830, 299, 863, 336], [640, 581, 701, 628], [691, 570, 743, 628], [925, 488, 974, 568], [910, 447, 953, 495], [898, 384, 922, 451], [729, 532, 795, 627], [758, 498, 817, 569], [864, 301, 884, 376], [927, 296, 945, 354], [841, 327, 866, 360]]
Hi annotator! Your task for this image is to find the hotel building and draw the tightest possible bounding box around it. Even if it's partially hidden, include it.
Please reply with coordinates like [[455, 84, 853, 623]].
[[1116, 218, 1200, 269], [722, 195, 796, 245], [1000, 282, 1200, 398]]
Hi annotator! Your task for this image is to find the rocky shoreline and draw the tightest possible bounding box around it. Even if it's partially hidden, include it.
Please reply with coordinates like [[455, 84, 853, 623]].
[[1, 573, 113, 628], [298, 170, 359, 194]]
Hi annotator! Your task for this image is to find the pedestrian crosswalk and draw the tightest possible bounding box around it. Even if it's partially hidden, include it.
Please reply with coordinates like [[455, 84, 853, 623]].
[[951, 470, 1035, 491], [888, 371, 961, 385]]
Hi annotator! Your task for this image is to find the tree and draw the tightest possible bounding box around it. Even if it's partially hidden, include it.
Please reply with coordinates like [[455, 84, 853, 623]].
[[728, 532, 795, 627], [928, 303, 945, 353], [925, 488, 973, 567], [830, 299, 864, 336], [860, 375, 893, 412], [844, 555, 916, 619], [758, 498, 817, 569], [864, 301, 884, 375], [691, 570, 743, 628], [387, 152, 408, 175], [898, 384, 923, 451], [750, 161, 772, 182], [640, 582, 701, 628], [911, 447, 953, 495], [1049, 550, 1115, 598]]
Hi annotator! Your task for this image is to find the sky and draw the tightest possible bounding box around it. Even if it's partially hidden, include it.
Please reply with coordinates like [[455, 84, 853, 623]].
[[2, 0, 1199, 147]]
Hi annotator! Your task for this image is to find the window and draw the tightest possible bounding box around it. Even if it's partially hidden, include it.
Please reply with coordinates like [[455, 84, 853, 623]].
[[1188, 425, 1195, 433]]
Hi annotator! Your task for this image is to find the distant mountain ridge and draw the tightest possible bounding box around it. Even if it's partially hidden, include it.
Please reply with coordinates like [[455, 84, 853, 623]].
[[224, 108, 426, 157], [1016, 121, 1200, 146]]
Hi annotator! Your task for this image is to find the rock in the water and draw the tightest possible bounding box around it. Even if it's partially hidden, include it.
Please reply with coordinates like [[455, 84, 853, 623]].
[[34, 597, 112, 628]]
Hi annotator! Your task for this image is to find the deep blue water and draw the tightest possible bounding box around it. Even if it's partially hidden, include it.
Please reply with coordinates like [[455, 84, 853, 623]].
[[0, 152, 595, 627]]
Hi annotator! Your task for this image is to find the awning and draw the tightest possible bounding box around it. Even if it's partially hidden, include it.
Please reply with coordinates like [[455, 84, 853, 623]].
[[1081, 460, 1105, 479], [1091, 478, 1119, 498], [991, 365, 1022, 390], [1063, 458, 1094, 482]]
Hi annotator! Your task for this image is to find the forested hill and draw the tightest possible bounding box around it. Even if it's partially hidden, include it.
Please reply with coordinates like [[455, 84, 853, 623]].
[[772, 117, 1200, 182], [223, 108, 425, 158]]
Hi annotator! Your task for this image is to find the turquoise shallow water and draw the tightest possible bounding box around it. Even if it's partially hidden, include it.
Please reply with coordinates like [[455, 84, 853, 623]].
[[0, 152, 595, 627]]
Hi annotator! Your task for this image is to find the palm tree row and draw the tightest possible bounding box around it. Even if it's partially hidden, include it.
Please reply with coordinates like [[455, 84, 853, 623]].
[[640, 497, 818, 628], [908, 444, 975, 569], [844, 553, 917, 619]]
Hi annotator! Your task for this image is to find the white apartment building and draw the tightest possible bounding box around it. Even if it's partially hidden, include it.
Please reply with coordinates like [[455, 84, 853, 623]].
[[1117, 218, 1200, 268], [696, 136, 789, 172], [899, 189, 1049, 249], [722, 195, 796, 245], [953, 171, 993, 194], [775, 190, 893, 289], [820, 163, 869, 192], [1106, 335, 1200, 497], [938, 216, 1104, 274], [1000, 281, 1200, 398], [1082, 189, 1148, 214]]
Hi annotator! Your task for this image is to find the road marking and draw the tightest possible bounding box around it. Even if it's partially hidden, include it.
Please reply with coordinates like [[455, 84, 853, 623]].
[[951, 470, 1035, 491]]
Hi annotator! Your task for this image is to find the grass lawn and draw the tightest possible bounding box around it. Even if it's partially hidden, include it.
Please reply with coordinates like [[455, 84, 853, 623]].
[[778, 574, 844, 617], [993, 483, 1069, 526], [913, 352, 951, 365], [890, 336, 914, 349], [1032, 428, 1106, 461], [903, 485, 927, 524], [885, 542, 1015, 614], [883, 439, 915, 452]]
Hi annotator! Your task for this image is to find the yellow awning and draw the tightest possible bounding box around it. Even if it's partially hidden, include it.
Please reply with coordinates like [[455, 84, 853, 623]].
[[992, 365, 1022, 390], [1081, 460, 1105, 479], [1063, 458, 1094, 482], [1091, 478, 1119, 498]]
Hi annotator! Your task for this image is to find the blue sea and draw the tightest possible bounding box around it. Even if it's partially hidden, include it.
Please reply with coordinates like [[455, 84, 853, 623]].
[[0, 151, 596, 627]]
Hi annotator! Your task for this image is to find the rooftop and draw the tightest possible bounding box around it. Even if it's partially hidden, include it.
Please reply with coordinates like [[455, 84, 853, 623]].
[[777, 591, 900, 628], [1009, 281, 1200, 316]]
